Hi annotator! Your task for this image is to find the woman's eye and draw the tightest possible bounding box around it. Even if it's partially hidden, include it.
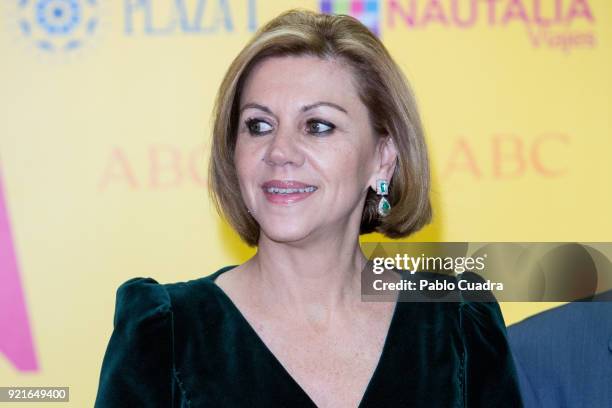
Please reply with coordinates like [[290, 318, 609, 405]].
[[244, 118, 335, 136], [245, 119, 273, 135], [307, 120, 335, 135]]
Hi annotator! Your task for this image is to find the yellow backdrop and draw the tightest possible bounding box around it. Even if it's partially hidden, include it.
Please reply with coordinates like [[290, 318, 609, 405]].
[[1, 0, 610, 406]]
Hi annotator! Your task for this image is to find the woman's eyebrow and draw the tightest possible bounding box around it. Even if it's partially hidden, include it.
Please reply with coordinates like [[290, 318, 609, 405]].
[[302, 101, 348, 114], [239, 101, 348, 116]]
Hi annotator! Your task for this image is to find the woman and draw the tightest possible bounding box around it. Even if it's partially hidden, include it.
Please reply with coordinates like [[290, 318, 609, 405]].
[[95, 8, 523, 408]]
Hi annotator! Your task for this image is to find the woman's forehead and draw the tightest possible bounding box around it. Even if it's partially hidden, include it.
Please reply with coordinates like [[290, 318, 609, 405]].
[[240, 55, 361, 113]]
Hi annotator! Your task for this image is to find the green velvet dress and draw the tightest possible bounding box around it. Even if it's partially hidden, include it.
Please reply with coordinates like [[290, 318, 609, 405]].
[[94, 265, 523, 407]]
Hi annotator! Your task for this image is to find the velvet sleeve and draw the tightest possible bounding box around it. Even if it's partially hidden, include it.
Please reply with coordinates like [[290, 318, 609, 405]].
[[458, 272, 524, 408], [94, 277, 175, 408]]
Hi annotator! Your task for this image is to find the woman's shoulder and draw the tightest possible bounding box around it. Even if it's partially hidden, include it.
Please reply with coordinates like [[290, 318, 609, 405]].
[[112, 277, 172, 329], [396, 269, 505, 325], [454, 271, 506, 327], [163, 264, 239, 301], [113, 265, 239, 325]]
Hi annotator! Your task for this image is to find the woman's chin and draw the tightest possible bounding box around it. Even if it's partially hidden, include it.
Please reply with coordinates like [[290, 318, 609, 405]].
[[260, 224, 315, 244]]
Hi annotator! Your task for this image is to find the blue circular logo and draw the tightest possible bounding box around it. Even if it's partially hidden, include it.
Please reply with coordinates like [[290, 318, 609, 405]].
[[17, 0, 99, 52], [36, 0, 81, 35]]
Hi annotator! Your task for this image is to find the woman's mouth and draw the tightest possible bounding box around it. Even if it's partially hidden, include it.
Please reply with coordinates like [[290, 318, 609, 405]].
[[261, 181, 318, 205]]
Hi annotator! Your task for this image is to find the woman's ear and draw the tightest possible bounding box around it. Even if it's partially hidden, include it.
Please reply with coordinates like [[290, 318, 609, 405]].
[[370, 136, 398, 190]]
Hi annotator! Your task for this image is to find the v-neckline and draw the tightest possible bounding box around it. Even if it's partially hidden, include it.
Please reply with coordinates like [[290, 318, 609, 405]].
[[206, 265, 401, 408]]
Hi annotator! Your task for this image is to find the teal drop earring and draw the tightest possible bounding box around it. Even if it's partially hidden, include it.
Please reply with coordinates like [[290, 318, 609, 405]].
[[376, 179, 391, 217]]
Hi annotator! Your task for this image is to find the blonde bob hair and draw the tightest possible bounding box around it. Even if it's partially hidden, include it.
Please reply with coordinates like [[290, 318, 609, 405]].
[[208, 8, 432, 247]]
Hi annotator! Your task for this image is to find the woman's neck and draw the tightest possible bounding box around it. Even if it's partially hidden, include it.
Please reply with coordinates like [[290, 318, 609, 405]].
[[245, 234, 369, 324]]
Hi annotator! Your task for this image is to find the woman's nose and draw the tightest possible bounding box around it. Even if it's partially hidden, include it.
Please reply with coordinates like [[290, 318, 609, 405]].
[[263, 128, 305, 167]]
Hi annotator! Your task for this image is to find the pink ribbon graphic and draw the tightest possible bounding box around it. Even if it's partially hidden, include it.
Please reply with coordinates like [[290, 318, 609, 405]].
[[0, 166, 38, 371]]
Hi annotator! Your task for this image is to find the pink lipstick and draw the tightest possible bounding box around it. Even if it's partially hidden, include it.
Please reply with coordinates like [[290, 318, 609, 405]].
[[261, 180, 318, 205]]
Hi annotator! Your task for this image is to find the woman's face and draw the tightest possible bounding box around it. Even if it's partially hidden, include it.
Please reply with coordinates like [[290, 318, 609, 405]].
[[234, 55, 393, 244]]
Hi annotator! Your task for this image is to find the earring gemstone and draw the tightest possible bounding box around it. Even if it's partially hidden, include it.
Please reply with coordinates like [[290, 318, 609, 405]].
[[376, 179, 388, 195], [377, 196, 391, 217]]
